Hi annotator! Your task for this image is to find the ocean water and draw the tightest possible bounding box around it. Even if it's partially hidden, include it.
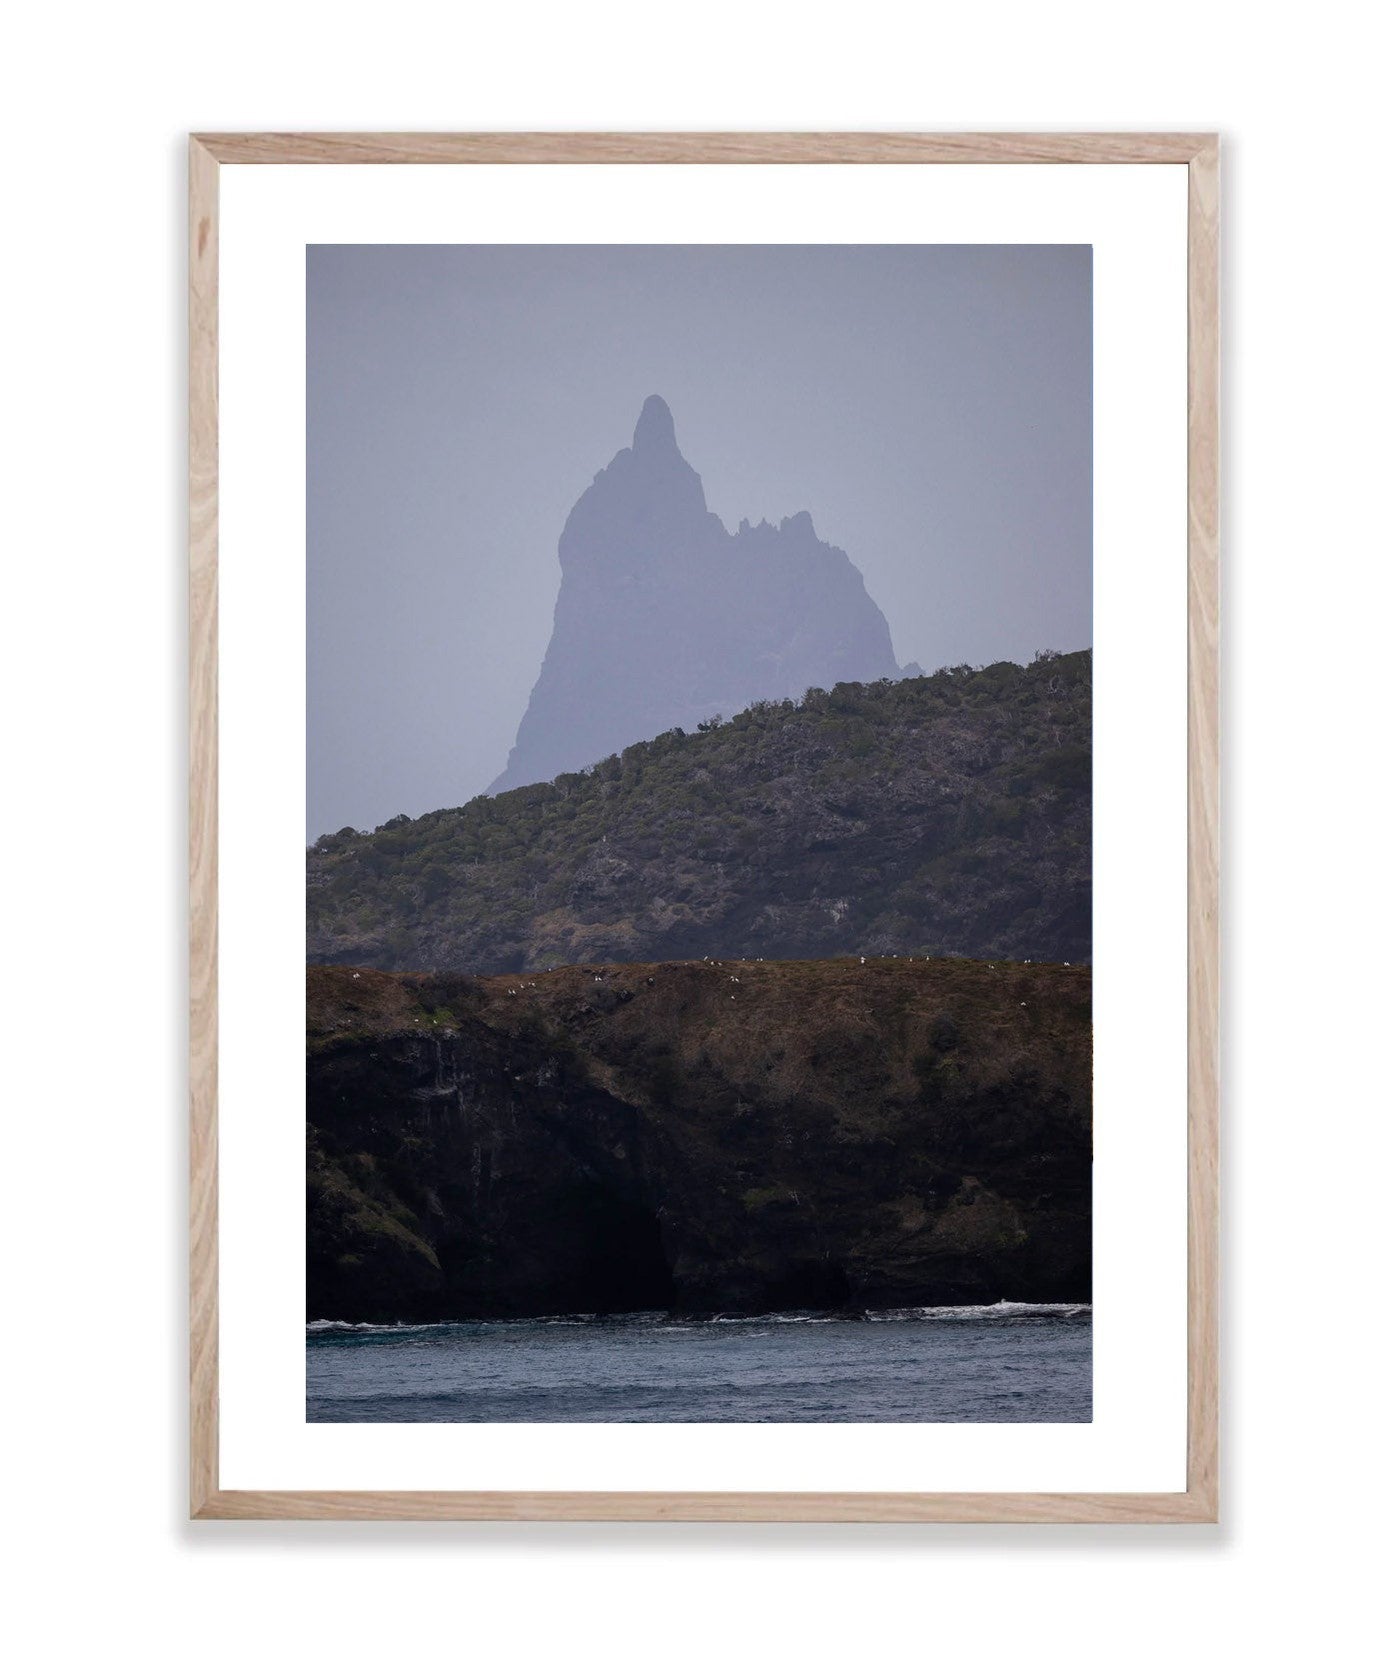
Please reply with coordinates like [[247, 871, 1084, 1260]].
[[306, 1303, 1091, 1423]]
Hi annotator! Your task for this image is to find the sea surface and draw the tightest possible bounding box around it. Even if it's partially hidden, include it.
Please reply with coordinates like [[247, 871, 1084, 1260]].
[[306, 1303, 1091, 1423]]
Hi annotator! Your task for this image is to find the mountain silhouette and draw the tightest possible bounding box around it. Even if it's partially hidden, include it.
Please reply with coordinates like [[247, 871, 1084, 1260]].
[[487, 396, 916, 794]]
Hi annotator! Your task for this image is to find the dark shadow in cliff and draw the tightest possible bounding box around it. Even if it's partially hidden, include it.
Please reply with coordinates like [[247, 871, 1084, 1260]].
[[571, 1193, 675, 1313], [436, 1188, 675, 1316]]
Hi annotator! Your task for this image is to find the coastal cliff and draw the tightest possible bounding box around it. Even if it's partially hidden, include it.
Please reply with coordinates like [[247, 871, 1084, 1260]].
[[308, 957, 1091, 1322]]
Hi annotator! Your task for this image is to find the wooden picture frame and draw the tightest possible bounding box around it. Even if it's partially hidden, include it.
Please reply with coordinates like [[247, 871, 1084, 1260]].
[[190, 131, 1219, 1522]]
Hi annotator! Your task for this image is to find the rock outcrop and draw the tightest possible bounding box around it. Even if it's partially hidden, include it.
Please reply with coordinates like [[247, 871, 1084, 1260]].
[[487, 396, 914, 793], [307, 958, 1091, 1322]]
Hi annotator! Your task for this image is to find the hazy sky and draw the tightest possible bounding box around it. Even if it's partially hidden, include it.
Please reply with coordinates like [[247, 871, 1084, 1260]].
[[308, 244, 1091, 839]]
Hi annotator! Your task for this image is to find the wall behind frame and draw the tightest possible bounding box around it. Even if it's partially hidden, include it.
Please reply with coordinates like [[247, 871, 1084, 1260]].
[[4, 3, 1392, 1676]]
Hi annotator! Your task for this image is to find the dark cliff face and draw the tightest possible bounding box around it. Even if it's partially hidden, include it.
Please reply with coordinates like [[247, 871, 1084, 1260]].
[[309, 651, 1091, 974], [487, 396, 909, 793], [307, 960, 1091, 1322]]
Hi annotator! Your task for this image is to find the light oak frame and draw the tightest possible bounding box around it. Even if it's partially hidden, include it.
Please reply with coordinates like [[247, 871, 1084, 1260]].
[[190, 131, 1219, 1522]]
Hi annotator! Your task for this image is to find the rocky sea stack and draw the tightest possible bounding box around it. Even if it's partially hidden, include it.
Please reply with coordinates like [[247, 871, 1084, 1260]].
[[488, 396, 916, 793]]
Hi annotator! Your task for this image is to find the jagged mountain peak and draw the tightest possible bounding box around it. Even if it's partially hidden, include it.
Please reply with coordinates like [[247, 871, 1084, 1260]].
[[487, 400, 910, 794], [631, 393, 678, 455]]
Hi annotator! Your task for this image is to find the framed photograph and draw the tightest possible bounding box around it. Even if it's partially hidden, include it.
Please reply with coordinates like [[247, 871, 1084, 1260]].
[[190, 131, 1218, 1521]]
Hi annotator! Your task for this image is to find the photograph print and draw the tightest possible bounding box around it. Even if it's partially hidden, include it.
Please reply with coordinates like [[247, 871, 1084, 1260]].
[[305, 243, 1093, 1424]]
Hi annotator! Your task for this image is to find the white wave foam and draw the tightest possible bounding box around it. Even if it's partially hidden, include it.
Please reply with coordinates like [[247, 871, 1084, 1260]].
[[867, 1301, 1091, 1323], [307, 1302, 1091, 1334], [306, 1318, 454, 1334]]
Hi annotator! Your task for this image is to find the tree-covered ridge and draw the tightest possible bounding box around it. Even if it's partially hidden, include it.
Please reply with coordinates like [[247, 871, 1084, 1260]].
[[307, 650, 1091, 973]]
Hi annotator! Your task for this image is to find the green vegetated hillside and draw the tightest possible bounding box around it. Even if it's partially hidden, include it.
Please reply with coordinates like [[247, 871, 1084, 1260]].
[[308, 649, 1091, 972], [307, 956, 1091, 1321]]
